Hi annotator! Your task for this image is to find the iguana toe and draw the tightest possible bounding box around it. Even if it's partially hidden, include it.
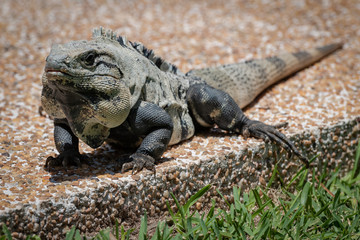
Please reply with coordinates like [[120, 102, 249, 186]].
[[242, 120, 309, 167], [121, 153, 156, 174], [44, 149, 88, 170]]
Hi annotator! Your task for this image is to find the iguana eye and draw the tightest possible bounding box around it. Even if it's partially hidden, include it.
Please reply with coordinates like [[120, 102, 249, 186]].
[[82, 51, 97, 66]]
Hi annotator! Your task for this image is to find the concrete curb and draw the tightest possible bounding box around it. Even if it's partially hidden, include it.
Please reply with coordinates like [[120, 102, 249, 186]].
[[1, 118, 358, 239]]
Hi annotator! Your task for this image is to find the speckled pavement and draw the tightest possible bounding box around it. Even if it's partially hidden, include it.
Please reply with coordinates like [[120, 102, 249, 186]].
[[0, 0, 359, 238]]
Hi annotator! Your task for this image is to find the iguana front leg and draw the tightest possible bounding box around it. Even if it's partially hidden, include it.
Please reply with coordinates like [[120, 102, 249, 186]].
[[120, 101, 174, 173], [45, 118, 88, 169], [187, 83, 309, 167]]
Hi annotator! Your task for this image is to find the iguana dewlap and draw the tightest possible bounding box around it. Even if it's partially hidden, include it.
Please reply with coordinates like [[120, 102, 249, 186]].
[[41, 27, 341, 172]]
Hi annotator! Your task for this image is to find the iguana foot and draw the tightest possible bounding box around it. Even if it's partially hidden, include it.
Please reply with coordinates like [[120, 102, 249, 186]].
[[121, 153, 156, 174], [242, 120, 309, 167], [45, 149, 89, 170]]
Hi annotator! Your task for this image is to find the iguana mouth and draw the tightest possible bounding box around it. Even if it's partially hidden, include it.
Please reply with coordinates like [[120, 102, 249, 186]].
[[46, 68, 120, 80], [45, 68, 73, 78]]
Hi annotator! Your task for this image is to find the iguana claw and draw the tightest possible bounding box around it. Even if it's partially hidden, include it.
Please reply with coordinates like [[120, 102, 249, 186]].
[[242, 120, 309, 167], [45, 149, 88, 170], [121, 153, 156, 174]]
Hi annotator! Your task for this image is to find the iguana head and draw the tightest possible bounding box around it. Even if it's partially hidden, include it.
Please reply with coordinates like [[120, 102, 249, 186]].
[[41, 27, 149, 148]]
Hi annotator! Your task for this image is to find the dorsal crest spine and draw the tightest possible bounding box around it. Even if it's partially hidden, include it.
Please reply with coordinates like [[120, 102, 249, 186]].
[[92, 27, 130, 48], [92, 27, 183, 75]]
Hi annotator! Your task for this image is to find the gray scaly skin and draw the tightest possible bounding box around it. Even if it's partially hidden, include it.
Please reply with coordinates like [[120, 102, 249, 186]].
[[41, 27, 342, 172]]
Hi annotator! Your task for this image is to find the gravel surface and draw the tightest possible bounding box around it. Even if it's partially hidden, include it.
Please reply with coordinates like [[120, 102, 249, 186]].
[[0, 0, 359, 238]]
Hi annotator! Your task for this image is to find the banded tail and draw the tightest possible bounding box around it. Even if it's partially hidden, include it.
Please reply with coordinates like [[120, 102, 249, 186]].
[[186, 43, 342, 108]]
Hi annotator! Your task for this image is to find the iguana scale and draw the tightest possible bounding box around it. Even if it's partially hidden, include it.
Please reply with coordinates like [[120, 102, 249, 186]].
[[41, 27, 341, 172]]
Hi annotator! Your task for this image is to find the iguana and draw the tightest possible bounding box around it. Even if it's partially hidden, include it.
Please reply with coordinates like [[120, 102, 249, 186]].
[[41, 27, 341, 173]]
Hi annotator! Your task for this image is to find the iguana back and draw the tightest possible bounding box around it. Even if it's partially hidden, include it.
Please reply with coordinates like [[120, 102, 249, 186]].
[[186, 43, 342, 108]]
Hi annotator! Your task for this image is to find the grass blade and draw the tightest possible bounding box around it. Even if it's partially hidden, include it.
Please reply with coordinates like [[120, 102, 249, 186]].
[[300, 182, 311, 206], [65, 226, 76, 240], [314, 201, 332, 218], [74, 230, 82, 240], [115, 219, 119, 240], [233, 186, 241, 210], [199, 218, 208, 236], [138, 211, 148, 240], [267, 163, 278, 188], [255, 218, 270, 240], [183, 185, 211, 213], [332, 189, 341, 209], [98, 229, 110, 240], [216, 189, 231, 208], [161, 222, 172, 240], [351, 140, 360, 179], [170, 192, 185, 219], [253, 189, 263, 209], [286, 155, 317, 189], [252, 199, 272, 218], [1, 225, 12, 240]]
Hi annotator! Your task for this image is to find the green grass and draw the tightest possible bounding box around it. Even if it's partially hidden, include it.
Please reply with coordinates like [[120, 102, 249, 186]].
[[1, 141, 360, 239]]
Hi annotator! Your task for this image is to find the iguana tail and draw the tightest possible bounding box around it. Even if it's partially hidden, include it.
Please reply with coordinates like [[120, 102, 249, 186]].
[[186, 43, 342, 108]]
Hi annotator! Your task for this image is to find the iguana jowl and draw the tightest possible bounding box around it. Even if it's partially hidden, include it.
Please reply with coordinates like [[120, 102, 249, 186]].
[[41, 27, 341, 172]]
